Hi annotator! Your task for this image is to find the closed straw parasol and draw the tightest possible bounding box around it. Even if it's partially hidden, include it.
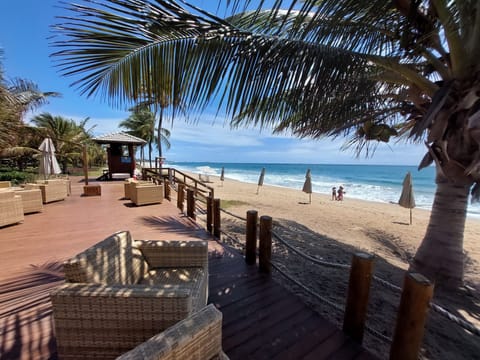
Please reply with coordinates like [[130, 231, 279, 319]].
[[398, 172, 416, 224], [220, 167, 225, 186], [38, 137, 61, 179], [256, 167, 265, 194], [302, 169, 312, 203]]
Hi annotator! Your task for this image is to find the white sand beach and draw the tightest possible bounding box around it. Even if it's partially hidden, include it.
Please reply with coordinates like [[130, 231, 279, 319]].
[[190, 172, 480, 360]]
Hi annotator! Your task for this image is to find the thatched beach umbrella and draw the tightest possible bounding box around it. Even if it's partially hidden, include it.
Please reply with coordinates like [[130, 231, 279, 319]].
[[398, 172, 416, 224], [38, 137, 61, 179], [220, 167, 225, 186], [256, 167, 265, 194], [302, 169, 312, 204]]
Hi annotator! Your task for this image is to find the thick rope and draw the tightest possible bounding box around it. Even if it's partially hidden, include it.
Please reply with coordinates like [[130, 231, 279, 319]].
[[429, 303, 480, 336], [372, 275, 402, 292], [271, 260, 344, 312], [272, 230, 350, 269], [220, 208, 247, 222], [220, 229, 245, 249]]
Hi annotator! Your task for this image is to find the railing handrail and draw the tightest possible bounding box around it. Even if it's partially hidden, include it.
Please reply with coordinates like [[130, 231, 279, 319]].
[[142, 167, 214, 199]]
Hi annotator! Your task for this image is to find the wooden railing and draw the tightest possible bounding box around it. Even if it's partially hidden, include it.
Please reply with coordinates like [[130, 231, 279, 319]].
[[141, 167, 215, 200]]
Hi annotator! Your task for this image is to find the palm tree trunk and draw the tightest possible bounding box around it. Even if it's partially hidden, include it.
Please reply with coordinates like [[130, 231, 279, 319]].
[[411, 173, 470, 289], [157, 107, 163, 159], [148, 142, 153, 167]]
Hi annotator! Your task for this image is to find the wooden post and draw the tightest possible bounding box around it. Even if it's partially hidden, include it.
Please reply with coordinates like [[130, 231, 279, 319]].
[[245, 210, 258, 265], [206, 196, 213, 233], [213, 198, 221, 238], [83, 144, 89, 186], [187, 188, 195, 219], [343, 252, 375, 343], [259, 215, 272, 273], [177, 184, 185, 212], [164, 179, 170, 201], [389, 272, 434, 360]]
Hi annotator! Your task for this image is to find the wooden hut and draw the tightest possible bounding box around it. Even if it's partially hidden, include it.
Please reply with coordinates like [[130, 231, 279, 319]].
[[93, 132, 147, 180]]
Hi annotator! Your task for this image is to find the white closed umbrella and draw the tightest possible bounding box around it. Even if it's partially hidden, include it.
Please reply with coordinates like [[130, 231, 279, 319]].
[[39, 138, 61, 179]]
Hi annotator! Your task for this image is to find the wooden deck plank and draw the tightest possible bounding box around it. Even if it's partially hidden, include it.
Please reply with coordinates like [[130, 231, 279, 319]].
[[0, 177, 377, 359]]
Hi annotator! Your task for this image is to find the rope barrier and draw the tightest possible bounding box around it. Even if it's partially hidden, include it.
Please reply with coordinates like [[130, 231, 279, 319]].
[[219, 208, 247, 222], [272, 230, 351, 270], [372, 275, 402, 292], [270, 260, 344, 312], [220, 229, 245, 249], [429, 303, 480, 337]]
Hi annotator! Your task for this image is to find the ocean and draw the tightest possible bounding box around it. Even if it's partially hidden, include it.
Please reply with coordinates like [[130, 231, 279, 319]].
[[166, 161, 480, 218]]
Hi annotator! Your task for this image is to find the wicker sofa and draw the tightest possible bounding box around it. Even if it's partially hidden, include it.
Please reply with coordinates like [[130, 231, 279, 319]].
[[117, 304, 228, 360], [130, 182, 164, 206], [25, 179, 68, 203], [0, 191, 24, 227], [0, 181, 11, 188], [123, 179, 153, 200], [14, 188, 43, 214], [51, 230, 209, 359]]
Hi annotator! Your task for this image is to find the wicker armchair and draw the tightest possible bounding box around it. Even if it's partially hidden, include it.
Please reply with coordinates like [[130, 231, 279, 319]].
[[123, 179, 152, 200], [14, 188, 43, 214], [117, 304, 228, 360], [25, 179, 68, 203], [0, 181, 11, 188], [51, 230, 209, 359], [0, 191, 24, 227], [130, 182, 163, 206]]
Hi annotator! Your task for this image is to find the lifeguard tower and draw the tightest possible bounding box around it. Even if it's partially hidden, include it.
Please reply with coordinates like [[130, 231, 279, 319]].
[[93, 132, 147, 180]]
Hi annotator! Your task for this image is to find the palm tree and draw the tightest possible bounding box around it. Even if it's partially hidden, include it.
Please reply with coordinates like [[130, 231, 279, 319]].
[[119, 104, 171, 166], [31, 113, 95, 173], [0, 55, 61, 164], [52, 1, 480, 290]]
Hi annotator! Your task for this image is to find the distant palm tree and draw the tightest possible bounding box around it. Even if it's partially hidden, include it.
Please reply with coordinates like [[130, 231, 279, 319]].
[[52, 1, 480, 289], [120, 104, 171, 166], [31, 113, 95, 173], [0, 55, 60, 152]]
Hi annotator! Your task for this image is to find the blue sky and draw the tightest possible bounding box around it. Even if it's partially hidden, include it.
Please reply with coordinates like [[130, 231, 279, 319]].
[[0, 0, 426, 165]]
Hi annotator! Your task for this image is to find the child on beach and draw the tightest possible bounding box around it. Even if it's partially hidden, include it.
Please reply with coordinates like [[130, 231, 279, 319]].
[[337, 186, 345, 201], [331, 187, 337, 201]]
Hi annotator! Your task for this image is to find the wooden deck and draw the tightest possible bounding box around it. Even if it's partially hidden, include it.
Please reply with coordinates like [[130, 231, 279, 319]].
[[0, 178, 375, 359]]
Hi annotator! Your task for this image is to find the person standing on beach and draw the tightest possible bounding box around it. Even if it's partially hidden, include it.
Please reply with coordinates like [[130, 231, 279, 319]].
[[337, 186, 345, 201], [331, 187, 337, 201]]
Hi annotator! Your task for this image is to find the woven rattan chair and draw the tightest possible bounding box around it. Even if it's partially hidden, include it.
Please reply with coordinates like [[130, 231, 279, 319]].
[[130, 182, 164, 206], [14, 188, 43, 214], [25, 179, 68, 203], [0, 191, 24, 227], [0, 181, 11, 188], [51, 230, 209, 359], [117, 304, 228, 360], [123, 179, 152, 200]]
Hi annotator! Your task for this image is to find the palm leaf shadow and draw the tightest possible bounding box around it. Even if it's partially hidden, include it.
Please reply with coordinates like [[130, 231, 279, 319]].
[[0, 261, 64, 359], [139, 215, 211, 239]]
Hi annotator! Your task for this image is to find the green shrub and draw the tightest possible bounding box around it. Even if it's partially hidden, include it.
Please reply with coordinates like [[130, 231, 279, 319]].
[[0, 170, 36, 185]]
